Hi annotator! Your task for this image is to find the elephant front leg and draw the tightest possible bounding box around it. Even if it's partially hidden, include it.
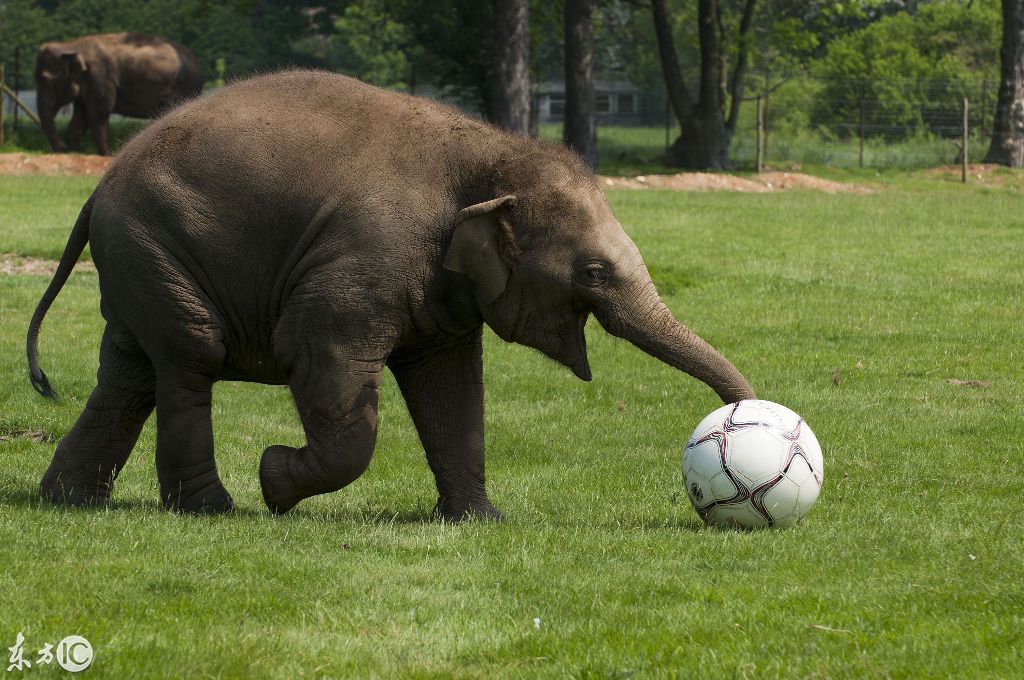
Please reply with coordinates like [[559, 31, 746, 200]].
[[38, 106, 64, 152], [391, 328, 503, 521], [64, 103, 87, 151], [260, 349, 382, 514]]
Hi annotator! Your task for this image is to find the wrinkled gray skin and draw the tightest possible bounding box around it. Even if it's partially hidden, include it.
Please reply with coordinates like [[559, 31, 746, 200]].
[[27, 71, 755, 520], [35, 32, 202, 155]]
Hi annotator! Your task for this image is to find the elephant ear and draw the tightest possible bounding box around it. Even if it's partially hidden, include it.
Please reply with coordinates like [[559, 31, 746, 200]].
[[59, 51, 87, 74], [444, 195, 518, 304]]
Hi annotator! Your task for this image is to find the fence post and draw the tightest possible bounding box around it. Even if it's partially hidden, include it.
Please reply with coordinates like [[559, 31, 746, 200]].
[[214, 57, 226, 89], [756, 94, 763, 173], [1, 64, 5, 148], [981, 78, 988, 142], [664, 96, 670, 152], [858, 93, 865, 169], [13, 47, 19, 130], [962, 97, 969, 184], [13, 47, 19, 129]]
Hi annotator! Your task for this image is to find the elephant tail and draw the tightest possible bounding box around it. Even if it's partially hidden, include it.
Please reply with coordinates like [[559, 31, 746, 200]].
[[27, 195, 94, 400]]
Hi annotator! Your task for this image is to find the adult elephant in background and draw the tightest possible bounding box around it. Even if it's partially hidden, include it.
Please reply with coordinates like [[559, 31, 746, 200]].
[[34, 32, 202, 155], [26, 71, 756, 521]]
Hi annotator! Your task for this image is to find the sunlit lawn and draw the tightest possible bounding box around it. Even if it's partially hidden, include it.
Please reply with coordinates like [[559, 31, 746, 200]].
[[1, 174, 1021, 677]]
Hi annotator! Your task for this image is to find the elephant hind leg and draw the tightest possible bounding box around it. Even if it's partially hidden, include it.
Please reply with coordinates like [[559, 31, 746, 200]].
[[41, 325, 156, 506], [154, 370, 234, 514], [88, 110, 111, 156], [259, 349, 382, 515]]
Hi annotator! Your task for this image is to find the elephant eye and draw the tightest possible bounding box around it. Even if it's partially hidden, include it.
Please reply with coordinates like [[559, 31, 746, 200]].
[[577, 262, 611, 287]]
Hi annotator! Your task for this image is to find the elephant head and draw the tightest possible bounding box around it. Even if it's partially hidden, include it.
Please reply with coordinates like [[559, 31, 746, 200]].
[[445, 149, 756, 404], [34, 45, 88, 151]]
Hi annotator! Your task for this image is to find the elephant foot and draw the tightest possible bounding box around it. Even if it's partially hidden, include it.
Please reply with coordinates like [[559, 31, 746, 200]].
[[259, 445, 303, 515], [160, 470, 234, 515], [40, 465, 113, 508], [162, 486, 234, 515], [433, 496, 506, 522]]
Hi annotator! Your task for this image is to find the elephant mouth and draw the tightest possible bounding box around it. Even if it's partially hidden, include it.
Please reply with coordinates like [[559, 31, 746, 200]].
[[560, 312, 592, 381]]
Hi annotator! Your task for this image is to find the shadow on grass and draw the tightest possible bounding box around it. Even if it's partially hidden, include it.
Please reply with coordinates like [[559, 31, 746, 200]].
[[1, 479, 711, 530], [276, 505, 446, 526], [1, 469, 554, 526], [0, 471, 267, 518]]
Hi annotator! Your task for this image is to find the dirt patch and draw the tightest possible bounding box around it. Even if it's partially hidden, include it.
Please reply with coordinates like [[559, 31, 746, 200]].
[[599, 171, 871, 194], [919, 163, 1024, 187], [758, 172, 872, 193], [0, 429, 52, 444], [1, 152, 872, 193], [946, 378, 992, 388], [0, 152, 113, 176], [921, 163, 998, 179], [0, 253, 95, 276]]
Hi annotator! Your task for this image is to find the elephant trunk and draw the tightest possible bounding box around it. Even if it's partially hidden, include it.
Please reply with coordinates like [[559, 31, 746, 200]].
[[596, 282, 756, 404]]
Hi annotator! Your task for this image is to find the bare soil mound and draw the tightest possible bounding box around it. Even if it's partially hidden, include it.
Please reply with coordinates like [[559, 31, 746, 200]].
[[0, 152, 113, 176], [919, 163, 1024, 185], [0, 152, 872, 193], [599, 171, 871, 194]]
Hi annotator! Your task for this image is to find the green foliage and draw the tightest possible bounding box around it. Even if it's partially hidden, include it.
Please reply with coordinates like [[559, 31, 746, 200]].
[[0, 0, 49, 88], [327, 1, 415, 89], [0, 0, 336, 85], [2, 175, 1023, 676], [755, 0, 914, 72], [811, 0, 1000, 140], [393, 0, 493, 112]]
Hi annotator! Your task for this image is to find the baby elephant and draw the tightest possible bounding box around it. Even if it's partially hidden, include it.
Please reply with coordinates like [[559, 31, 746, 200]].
[[27, 71, 755, 519]]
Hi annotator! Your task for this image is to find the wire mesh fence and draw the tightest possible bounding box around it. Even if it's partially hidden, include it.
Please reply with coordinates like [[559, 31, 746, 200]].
[[725, 75, 993, 170]]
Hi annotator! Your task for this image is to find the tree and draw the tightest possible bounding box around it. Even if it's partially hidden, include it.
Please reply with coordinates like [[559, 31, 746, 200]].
[[985, 0, 1024, 165], [327, 1, 418, 90], [491, 0, 531, 133], [812, 2, 998, 141], [563, 0, 597, 168], [0, 0, 52, 88], [651, 0, 757, 169]]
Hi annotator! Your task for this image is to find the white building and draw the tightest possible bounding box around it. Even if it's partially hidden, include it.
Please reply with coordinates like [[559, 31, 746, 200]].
[[535, 81, 643, 125]]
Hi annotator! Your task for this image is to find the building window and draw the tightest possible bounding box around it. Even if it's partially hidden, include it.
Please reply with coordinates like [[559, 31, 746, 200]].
[[617, 93, 636, 115], [596, 93, 611, 114], [549, 95, 565, 117]]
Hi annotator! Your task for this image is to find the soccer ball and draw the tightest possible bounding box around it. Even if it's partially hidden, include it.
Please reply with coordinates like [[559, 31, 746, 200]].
[[683, 400, 823, 529]]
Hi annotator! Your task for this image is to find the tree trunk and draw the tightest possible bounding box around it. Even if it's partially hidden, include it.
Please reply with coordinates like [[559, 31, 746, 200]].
[[722, 0, 757, 153], [491, 0, 531, 134], [564, 0, 597, 169], [985, 0, 1024, 166], [694, 0, 728, 169], [652, 0, 752, 170], [651, 0, 696, 163]]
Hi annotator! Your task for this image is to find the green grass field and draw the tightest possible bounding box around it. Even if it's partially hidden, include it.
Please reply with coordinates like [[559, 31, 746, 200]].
[[1, 174, 1021, 677]]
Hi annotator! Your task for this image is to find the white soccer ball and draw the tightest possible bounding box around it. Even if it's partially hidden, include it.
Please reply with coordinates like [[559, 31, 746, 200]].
[[683, 400, 823, 529]]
